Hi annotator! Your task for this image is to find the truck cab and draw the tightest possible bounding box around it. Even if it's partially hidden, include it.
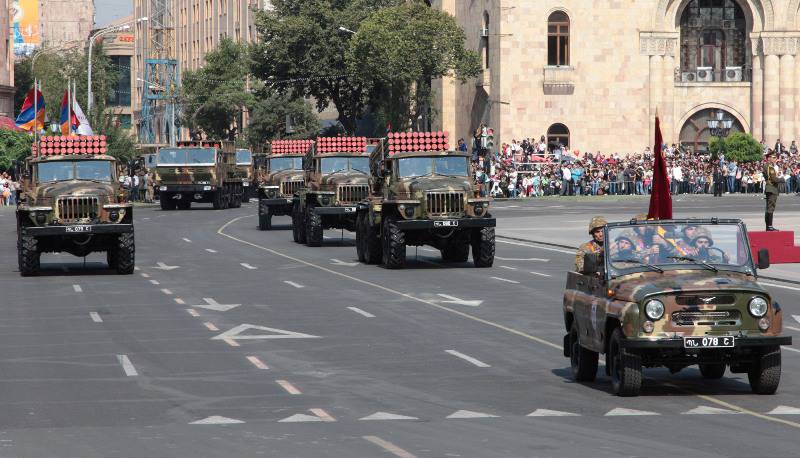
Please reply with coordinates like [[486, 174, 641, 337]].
[[257, 140, 308, 230]]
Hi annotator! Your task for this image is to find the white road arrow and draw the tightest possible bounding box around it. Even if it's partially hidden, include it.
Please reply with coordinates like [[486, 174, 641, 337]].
[[192, 298, 241, 312], [436, 294, 483, 307], [793, 315, 800, 325], [153, 262, 180, 271], [189, 416, 244, 425], [331, 258, 359, 267], [212, 323, 320, 341]]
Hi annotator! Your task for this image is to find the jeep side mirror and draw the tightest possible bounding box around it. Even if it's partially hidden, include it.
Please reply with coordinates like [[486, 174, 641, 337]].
[[757, 248, 770, 270], [582, 253, 599, 275]]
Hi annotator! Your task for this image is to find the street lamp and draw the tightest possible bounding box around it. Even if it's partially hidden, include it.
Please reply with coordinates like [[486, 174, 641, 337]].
[[87, 17, 148, 114], [707, 110, 734, 138], [338, 26, 356, 34], [31, 40, 83, 75]]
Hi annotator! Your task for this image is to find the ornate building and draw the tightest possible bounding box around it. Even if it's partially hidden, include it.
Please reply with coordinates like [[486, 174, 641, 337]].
[[432, 0, 800, 153]]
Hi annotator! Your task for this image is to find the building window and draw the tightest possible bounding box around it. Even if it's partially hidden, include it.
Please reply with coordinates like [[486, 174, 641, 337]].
[[107, 56, 132, 107], [547, 11, 569, 66], [115, 114, 132, 129], [547, 123, 570, 149], [679, 0, 747, 82]]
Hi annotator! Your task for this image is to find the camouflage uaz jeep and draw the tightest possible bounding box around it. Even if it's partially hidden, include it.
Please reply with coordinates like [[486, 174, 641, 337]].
[[563, 219, 792, 396], [16, 137, 135, 276], [257, 140, 308, 230], [355, 132, 495, 269]]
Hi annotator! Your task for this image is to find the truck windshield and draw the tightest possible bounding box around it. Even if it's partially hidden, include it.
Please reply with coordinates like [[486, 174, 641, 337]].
[[607, 223, 752, 276], [320, 157, 369, 174], [270, 157, 302, 171], [37, 161, 114, 182], [236, 150, 252, 165], [157, 148, 216, 165], [398, 156, 469, 178]]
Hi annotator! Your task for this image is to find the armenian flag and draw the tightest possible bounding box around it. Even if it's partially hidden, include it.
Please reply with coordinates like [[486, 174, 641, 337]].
[[59, 90, 77, 136], [15, 86, 45, 132]]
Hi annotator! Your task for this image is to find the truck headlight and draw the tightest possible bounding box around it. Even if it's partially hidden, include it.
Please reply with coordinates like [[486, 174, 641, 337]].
[[398, 204, 417, 219], [35, 212, 47, 225], [322, 196, 331, 206], [645, 299, 664, 320], [159, 186, 167, 191], [748, 297, 768, 317], [203, 186, 212, 191], [109, 210, 119, 222]]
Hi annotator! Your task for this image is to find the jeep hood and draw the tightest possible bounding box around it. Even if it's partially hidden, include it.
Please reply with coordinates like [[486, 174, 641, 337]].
[[610, 270, 766, 302]]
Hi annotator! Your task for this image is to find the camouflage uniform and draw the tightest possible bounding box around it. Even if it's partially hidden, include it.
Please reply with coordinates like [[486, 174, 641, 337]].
[[764, 156, 780, 230], [575, 216, 606, 271], [690, 227, 727, 263]]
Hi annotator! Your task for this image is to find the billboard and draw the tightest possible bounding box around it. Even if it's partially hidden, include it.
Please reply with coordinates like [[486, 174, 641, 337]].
[[11, 0, 40, 57]]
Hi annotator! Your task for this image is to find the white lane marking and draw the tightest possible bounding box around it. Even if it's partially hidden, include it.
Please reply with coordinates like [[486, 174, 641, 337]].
[[240, 263, 257, 270], [189, 416, 244, 425], [283, 280, 304, 289], [160, 288, 173, 295], [205, 249, 218, 253], [134, 266, 141, 270], [174, 298, 185, 304], [246, 355, 269, 370], [182, 238, 192, 243], [142, 218, 150, 221], [276, 380, 301, 395], [309, 409, 335, 422], [496, 238, 574, 254], [149, 279, 160, 285], [786, 326, 800, 332], [362, 436, 417, 458], [153, 262, 179, 271], [499, 265, 518, 271], [682, 406, 739, 415], [605, 408, 660, 416], [490, 276, 519, 284], [192, 298, 241, 312], [784, 347, 800, 354], [436, 294, 483, 307], [360, 412, 418, 421], [72, 284, 82, 293], [445, 350, 490, 368], [204, 322, 219, 331], [768, 406, 800, 415], [116, 355, 138, 376], [213, 324, 320, 341], [793, 315, 800, 325], [279, 411, 331, 423], [186, 308, 199, 317], [223, 338, 240, 347], [528, 409, 580, 417], [140, 272, 150, 278], [89, 312, 103, 323], [529, 271, 552, 278], [347, 306, 375, 318], [495, 256, 549, 262], [330, 258, 359, 267], [446, 410, 498, 419], [761, 282, 800, 291]]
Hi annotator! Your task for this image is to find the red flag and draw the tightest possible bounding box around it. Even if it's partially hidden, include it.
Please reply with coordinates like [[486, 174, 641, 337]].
[[647, 116, 672, 219]]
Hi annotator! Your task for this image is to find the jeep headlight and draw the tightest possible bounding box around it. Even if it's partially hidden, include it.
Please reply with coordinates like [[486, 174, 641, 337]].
[[317, 195, 332, 206], [159, 186, 167, 191], [398, 204, 417, 219], [109, 209, 119, 221], [203, 185, 212, 191], [35, 211, 47, 225], [644, 299, 665, 320], [264, 187, 278, 198], [748, 297, 768, 317]]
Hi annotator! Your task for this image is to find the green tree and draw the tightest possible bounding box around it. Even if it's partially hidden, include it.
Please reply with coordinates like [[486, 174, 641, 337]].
[[250, 0, 400, 134], [348, 2, 481, 132], [180, 38, 253, 141], [709, 132, 763, 163], [246, 93, 321, 146], [13, 57, 34, 110], [0, 130, 34, 172]]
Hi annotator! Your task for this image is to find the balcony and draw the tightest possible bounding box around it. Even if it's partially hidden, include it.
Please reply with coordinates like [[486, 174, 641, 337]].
[[675, 66, 752, 84], [543, 66, 574, 95]]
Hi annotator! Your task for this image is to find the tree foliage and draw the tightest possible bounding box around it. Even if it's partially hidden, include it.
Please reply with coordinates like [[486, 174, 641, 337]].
[[180, 38, 254, 141], [0, 130, 34, 172], [709, 132, 763, 163], [246, 93, 321, 147]]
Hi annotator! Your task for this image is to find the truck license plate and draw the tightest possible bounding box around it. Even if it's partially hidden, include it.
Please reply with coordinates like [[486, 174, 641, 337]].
[[434, 220, 459, 227], [683, 336, 734, 348], [343, 207, 356, 213], [65, 225, 92, 233]]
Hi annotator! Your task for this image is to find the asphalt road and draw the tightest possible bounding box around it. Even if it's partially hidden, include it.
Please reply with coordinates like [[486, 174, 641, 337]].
[[1, 196, 800, 457]]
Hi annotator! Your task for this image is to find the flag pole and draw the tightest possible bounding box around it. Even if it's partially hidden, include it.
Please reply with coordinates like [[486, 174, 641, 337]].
[[34, 80, 39, 145], [67, 78, 72, 135], [72, 79, 77, 135]]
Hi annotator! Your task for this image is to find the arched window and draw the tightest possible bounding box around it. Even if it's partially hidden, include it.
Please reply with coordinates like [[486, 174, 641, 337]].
[[547, 123, 570, 149], [680, 0, 747, 81], [547, 11, 569, 66], [482, 12, 490, 69]]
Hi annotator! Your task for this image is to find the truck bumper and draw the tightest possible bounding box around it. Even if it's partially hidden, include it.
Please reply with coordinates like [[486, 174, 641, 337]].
[[260, 197, 294, 206], [160, 185, 215, 193], [620, 336, 792, 349], [313, 206, 357, 216], [396, 217, 496, 230], [21, 224, 134, 236]]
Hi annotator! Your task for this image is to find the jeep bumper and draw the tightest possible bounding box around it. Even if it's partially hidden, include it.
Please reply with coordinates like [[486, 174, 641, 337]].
[[259, 197, 293, 206], [159, 185, 215, 192], [21, 224, 134, 236], [313, 206, 358, 216], [396, 217, 496, 230], [620, 336, 792, 349]]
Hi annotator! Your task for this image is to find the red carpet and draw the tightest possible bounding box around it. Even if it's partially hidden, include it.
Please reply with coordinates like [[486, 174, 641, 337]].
[[749, 231, 800, 264]]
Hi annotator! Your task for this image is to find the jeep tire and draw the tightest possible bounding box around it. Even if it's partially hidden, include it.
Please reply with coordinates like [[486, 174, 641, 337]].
[[609, 327, 642, 396], [259, 205, 272, 230], [18, 233, 40, 276], [355, 213, 367, 262], [472, 227, 495, 268], [382, 216, 405, 269], [292, 203, 307, 244], [109, 232, 135, 275], [212, 189, 226, 210], [306, 207, 323, 247], [748, 346, 781, 394], [570, 321, 598, 382]]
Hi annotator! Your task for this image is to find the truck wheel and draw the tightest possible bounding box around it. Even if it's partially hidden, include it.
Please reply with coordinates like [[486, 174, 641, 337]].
[[748, 346, 781, 394], [306, 207, 323, 247], [382, 216, 405, 269], [356, 213, 367, 262], [609, 327, 642, 396], [231, 191, 242, 208], [110, 232, 135, 275], [292, 203, 307, 244], [160, 193, 176, 210], [364, 220, 382, 265], [212, 190, 225, 210], [570, 322, 598, 381], [259, 206, 272, 231], [17, 234, 40, 276], [441, 243, 470, 263], [699, 364, 726, 379], [472, 227, 495, 268]]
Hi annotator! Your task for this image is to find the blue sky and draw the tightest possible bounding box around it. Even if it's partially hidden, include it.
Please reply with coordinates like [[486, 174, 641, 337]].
[[95, 0, 134, 28]]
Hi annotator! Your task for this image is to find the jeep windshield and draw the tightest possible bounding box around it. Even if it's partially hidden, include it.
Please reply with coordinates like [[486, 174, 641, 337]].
[[320, 157, 369, 174], [270, 157, 302, 171], [37, 160, 114, 182], [157, 148, 216, 166], [607, 222, 753, 276], [235, 150, 252, 165], [398, 156, 469, 178]]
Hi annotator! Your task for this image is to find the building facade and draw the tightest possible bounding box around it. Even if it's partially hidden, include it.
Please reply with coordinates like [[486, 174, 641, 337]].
[[0, 0, 15, 118], [100, 16, 135, 131], [433, 0, 800, 154], [39, 0, 94, 47]]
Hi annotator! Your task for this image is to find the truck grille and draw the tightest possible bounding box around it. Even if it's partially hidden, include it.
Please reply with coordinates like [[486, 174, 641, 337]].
[[426, 191, 465, 217], [57, 196, 99, 222], [336, 185, 369, 204], [672, 310, 741, 326], [280, 180, 303, 196]]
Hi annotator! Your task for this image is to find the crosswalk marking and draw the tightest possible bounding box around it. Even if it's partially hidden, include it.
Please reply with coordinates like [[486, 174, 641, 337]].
[[528, 409, 580, 417], [446, 410, 498, 419], [604, 408, 659, 416], [683, 406, 739, 415]]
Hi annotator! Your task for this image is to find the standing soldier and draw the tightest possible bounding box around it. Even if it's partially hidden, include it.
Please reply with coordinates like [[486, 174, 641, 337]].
[[764, 150, 780, 231], [575, 216, 607, 271]]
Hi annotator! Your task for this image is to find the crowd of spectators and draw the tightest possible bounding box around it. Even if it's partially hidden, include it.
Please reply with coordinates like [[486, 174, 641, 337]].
[[467, 135, 800, 199], [0, 172, 19, 206]]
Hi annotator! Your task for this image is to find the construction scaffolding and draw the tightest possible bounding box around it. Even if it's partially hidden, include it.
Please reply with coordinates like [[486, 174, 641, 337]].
[[138, 0, 178, 146]]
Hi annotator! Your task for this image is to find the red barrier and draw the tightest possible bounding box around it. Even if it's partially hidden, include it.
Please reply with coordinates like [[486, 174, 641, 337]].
[[749, 231, 800, 264]]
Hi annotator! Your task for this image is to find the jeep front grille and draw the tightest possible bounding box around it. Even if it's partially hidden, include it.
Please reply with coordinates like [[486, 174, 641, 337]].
[[57, 196, 99, 222], [336, 185, 369, 204], [676, 295, 736, 306], [280, 180, 304, 197], [426, 191, 465, 217], [672, 310, 741, 326]]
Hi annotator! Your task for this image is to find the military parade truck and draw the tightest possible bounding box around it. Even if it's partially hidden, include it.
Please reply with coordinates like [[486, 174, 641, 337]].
[[355, 132, 495, 269], [234, 148, 254, 203], [16, 135, 135, 276], [292, 137, 370, 246], [564, 218, 792, 396], [155, 140, 245, 210], [257, 140, 308, 230]]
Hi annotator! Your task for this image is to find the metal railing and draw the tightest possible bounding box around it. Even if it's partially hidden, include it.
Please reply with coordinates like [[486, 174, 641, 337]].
[[675, 66, 752, 83]]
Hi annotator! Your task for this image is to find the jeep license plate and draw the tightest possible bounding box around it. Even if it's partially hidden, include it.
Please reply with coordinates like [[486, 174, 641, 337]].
[[65, 225, 92, 233], [434, 220, 459, 227], [343, 207, 356, 213], [683, 336, 734, 348]]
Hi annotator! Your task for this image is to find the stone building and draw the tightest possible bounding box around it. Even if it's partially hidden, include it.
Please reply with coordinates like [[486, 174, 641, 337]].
[[39, 0, 95, 47], [0, 0, 15, 118], [432, 0, 800, 153], [99, 16, 135, 131]]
